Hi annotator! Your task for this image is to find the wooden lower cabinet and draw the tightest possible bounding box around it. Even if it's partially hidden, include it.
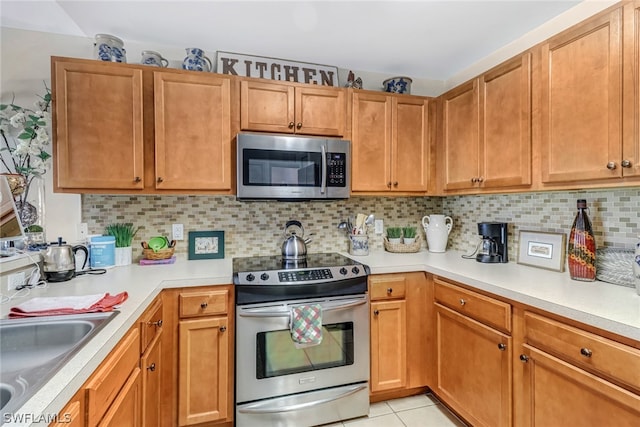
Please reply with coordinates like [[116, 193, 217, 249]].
[[51, 389, 84, 427], [97, 368, 142, 427], [369, 272, 431, 400], [141, 333, 162, 427]]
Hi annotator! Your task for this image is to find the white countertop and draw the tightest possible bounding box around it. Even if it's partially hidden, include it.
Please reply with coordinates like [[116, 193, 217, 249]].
[[1, 250, 639, 426]]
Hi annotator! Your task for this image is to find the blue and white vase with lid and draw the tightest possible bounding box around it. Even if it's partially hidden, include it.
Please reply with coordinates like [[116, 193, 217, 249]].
[[182, 48, 212, 72], [634, 235, 640, 296], [94, 34, 127, 63]]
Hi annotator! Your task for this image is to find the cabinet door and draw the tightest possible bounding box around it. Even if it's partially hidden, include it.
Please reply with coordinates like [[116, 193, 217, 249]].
[[623, 0, 640, 177], [520, 345, 640, 426], [178, 317, 229, 426], [295, 86, 345, 136], [441, 80, 480, 190], [370, 300, 406, 392], [435, 304, 511, 427], [540, 8, 623, 183], [392, 97, 430, 192], [481, 53, 532, 188], [98, 368, 142, 427], [141, 333, 162, 427], [240, 80, 295, 133], [154, 72, 232, 190], [351, 92, 392, 192], [53, 60, 144, 190]]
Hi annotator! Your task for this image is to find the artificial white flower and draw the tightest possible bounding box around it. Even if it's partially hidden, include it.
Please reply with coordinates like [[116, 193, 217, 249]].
[[9, 112, 26, 127], [35, 127, 49, 143]]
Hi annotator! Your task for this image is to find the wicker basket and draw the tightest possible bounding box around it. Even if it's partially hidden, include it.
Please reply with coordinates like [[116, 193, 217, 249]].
[[142, 240, 176, 260], [384, 235, 421, 253], [596, 248, 634, 288]]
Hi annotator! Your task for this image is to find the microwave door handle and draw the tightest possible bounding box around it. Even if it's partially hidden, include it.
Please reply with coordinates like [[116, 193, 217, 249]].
[[238, 383, 367, 414], [320, 144, 327, 195], [238, 298, 366, 318]]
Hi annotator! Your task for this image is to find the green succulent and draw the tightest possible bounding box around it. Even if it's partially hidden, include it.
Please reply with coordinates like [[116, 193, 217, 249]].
[[386, 227, 402, 239], [403, 226, 417, 239], [105, 223, 140, 247]]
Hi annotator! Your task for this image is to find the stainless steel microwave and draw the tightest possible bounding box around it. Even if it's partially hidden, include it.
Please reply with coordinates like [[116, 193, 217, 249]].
[[236, 133, 350, 200]]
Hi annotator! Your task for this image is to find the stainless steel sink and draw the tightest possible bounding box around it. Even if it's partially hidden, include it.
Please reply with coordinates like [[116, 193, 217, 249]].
[[0, 312, 118, 418]]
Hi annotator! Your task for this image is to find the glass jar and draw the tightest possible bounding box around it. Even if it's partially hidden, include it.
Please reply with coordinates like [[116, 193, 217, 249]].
[[17, 175, 46, 247], [567, 199, 596, 281]]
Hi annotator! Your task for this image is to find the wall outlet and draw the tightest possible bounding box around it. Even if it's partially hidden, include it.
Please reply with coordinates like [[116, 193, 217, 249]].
[[374, 219, 384, 234], [172, 223, 184, 240], [7, 272, 25, 290], [77, 223, 88, 241]]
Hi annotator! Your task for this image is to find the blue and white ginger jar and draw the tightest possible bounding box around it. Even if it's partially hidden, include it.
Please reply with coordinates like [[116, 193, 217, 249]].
[[182, 48, 212, 72]]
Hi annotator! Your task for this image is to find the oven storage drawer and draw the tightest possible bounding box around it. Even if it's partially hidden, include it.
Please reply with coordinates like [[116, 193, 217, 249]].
[[236, 382, 369, 427], [179, 289, 228, 318]]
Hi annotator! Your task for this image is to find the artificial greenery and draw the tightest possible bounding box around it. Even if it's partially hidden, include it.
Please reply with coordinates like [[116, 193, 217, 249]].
[[386, 227, 402, 239], [402, 226, 417, 239], [105, 223, 140, 247]]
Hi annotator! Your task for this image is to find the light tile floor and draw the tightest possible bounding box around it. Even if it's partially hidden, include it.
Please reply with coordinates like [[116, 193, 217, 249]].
[[321, 394, 467, 427]]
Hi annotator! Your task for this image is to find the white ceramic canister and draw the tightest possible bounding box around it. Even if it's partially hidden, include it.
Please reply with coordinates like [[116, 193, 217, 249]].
[[349, 234, 369, 256], [141, 50, 169, 67], [422, 214, 453, 253], [634, 234, 640, 296], [94, 34, 127, 63]]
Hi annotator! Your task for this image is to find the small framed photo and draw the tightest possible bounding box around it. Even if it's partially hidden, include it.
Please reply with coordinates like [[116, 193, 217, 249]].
[[188, 231, 225, 260], [517, 231, 566, 272]]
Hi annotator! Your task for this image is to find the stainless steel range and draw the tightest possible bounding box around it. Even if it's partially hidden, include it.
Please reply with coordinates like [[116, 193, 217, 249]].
[[233, 253, 370, 427]]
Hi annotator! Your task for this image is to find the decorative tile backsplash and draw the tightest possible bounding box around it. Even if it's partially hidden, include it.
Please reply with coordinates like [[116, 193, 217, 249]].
[[82, 188, 639, 261]]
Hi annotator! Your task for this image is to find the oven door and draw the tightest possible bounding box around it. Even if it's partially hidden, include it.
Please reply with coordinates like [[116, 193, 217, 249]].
[[235, 294, 369, 404], [236, 133, 350, 200]]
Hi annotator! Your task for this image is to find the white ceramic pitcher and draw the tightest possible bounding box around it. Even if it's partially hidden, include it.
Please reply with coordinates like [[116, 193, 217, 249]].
[[422, 214, 453, 253]]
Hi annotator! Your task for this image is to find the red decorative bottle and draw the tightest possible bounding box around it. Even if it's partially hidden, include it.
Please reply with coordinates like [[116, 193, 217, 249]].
[[567, 199, 596, 281]]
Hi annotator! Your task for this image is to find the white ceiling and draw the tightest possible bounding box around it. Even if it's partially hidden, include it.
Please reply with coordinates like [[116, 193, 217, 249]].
[[1, 0, 582, 81]]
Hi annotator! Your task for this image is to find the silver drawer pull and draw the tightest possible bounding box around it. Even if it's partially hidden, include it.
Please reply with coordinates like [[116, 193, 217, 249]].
[[498, 343, 506, 351], [580, 347, 592, 358], [200, 302, 208, 309], [459, 298, 466, 306]]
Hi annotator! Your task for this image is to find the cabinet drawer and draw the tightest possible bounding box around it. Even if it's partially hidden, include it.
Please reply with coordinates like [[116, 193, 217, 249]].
[[179, 290, 228, 318], [434, 278, 511, 333], [139, 297, 163, 354], [524, 311, 640, 391], [86, 327, 140, 426], [369, 275, 407, 300]]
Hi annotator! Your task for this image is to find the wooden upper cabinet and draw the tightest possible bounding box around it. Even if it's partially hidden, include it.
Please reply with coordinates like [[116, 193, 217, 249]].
[[441, 52, 531, 193], [540, 8, 623, 183], [154, 72, 232, 190], [351, 92, 392, 192], [441, 80, 480, 191], [623, 0, 640, 177], [240, 80, 345, 136], [481, 53, 532, 188], [53, 60, 144, 190], [352, 91, 430, 193]]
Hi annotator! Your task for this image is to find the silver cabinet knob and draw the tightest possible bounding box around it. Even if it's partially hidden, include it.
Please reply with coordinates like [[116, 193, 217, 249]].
[[200, 302, 208, 309], [621, 160, 632, 168], [373, 309, 379, 316], [477, 177, 484, 182], [580, 347, 592, 358], [498, 343, 506, 351], [606, 162, 617, 170], [459, 298, 466, 306], [147, 319, 163, 327], [219, 325, 227, 332], [147, 362, 156, 372], [386, 288, 393, 294], [471, 177, 477, 183], [519, 354, 529, 363]]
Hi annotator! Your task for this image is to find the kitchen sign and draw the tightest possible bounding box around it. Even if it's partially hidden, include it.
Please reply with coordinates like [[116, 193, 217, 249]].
[[216, 51, 338, 86]]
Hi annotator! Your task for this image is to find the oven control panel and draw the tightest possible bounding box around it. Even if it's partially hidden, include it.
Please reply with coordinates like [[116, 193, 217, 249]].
[[235, 265, 367, 286]]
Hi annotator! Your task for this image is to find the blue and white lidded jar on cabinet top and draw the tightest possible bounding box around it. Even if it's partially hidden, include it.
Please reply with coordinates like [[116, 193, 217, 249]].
[[382, 76, 412, 94], [182, 48, 212, 72], [141, 50, 169, 67], [633, 235, 640, 296], [94, 34, 127, 63]]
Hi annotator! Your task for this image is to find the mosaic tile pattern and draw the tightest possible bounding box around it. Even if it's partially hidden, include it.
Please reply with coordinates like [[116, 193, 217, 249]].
[[443, 188, 640, 260], [82, 188, 639, 261], [82, 195, 441, 259]]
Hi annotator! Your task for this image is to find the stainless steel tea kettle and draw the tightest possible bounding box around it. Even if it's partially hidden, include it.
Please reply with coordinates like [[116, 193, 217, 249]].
[[41, 237, 88, 282], [281, 220, 311, 261]]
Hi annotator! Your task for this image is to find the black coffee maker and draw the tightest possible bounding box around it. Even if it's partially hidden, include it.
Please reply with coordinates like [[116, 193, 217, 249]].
[[476, 222, 508, 263]]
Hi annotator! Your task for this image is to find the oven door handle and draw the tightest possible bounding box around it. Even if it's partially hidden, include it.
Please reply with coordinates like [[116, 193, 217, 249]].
[[238, 298, 367, 318], [237, 383, 367, 414]]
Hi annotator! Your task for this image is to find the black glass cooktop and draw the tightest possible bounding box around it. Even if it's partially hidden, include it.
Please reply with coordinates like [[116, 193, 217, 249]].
[[232, 252, 362, 273]]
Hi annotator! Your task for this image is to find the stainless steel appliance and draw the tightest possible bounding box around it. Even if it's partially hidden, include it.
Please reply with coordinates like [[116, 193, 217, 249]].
[[477, 222, 508, 263], [236, 133, 350, 200], [233, 253, 370, 426], [41, 237, 89, 281]]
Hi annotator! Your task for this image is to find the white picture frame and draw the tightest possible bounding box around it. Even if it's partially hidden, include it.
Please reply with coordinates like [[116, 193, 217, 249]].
[[517, 230, 566, 272]]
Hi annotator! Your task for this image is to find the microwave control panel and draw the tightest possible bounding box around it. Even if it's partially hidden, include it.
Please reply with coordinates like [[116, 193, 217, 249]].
[[327, 153, 346, 187]]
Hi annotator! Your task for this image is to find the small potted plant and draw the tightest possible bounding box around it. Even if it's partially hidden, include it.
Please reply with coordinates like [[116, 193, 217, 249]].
[[402, 226, 417, 244], [105, 222, 140, 266], [386, 227, 402, 244]]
